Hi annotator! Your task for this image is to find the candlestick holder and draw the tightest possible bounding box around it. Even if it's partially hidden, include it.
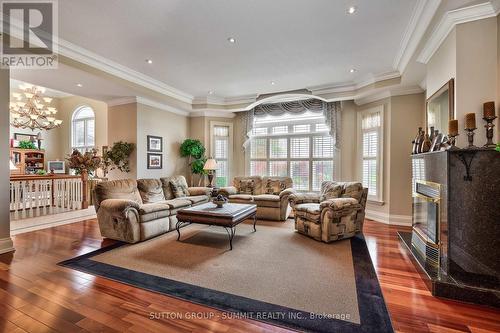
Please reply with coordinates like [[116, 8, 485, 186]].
[[483, 115, 497, 148], [448, 133, 459, 150], [465, 128, 476, 148]]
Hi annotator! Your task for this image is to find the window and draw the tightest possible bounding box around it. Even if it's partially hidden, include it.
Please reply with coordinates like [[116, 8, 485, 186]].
[[72, 106, 95, 153], [211, 122, 233, 187], [359, 107, 383, 201], [248, 111, 336, 191]]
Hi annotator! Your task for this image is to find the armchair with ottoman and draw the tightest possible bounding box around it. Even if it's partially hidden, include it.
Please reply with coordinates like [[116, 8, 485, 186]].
[[93, 176, 211, 243], [219, 176, 295, 221], [288, 181, 368, 242]]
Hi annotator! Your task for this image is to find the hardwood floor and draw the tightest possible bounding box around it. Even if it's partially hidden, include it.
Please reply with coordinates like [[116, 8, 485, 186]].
[[0, 219, 498, 333]]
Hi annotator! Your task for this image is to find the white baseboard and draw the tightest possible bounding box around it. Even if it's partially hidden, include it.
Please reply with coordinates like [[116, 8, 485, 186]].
[[11, 207, 97, 235], [0, 237, 15, 254], [366, 210, 412, 226]]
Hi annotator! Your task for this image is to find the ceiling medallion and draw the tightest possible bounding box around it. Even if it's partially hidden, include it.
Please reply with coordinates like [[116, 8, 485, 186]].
[[10, 84, 63, 131]]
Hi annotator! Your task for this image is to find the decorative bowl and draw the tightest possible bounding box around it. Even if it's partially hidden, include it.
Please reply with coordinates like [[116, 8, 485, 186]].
[[212, 194, 228, 208]]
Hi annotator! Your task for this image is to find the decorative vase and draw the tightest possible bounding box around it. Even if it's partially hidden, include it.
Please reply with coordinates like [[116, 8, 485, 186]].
[[412, 127, 422, 154], [417, 129, 425, 153], [421, 133, 432, 153]]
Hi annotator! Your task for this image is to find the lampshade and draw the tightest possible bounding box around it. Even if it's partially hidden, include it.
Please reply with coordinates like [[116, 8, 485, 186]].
[[9, 160, 17, 170], [203, 158, 217, 170]]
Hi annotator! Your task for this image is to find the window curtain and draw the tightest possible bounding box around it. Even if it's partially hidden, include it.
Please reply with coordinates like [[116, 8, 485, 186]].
[[241, 99, 341, 149]]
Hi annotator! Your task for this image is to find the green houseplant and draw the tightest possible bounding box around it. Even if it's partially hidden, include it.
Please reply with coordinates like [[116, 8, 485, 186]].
[[18, 140, 37, 150], [180, 139, 207, 185], [101, 141, 135, 176]]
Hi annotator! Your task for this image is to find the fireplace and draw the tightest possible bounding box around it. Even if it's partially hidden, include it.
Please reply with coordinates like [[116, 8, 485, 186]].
[[411, 180, 440, 266]]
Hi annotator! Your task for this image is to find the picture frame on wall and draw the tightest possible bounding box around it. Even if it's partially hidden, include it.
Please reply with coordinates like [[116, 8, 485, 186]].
[[147, 135, 163, 152], [147, 153, 163, 169]]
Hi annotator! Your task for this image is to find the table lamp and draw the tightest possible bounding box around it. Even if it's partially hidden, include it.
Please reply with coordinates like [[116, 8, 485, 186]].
[[203, 158, 217, 188]]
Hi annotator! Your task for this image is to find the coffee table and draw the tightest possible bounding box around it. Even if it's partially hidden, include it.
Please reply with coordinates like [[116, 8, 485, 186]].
[[176, 202, 257, 250]]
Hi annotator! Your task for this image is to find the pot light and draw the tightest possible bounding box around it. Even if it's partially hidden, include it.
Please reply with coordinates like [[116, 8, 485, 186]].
[[208, 90, 214, 95], [146, 59, 153, 64], [347, 6, 357, 14], [349, 68, 357, 73], [227, 37, 236, 43], [270, 81, 276, 85], [76, 83, 83, 87]]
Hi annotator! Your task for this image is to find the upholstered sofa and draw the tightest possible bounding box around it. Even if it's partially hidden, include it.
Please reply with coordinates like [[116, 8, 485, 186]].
[[288, 181, 368, 242], [93, 176, 210, 243], [219, 176, 294, 221]]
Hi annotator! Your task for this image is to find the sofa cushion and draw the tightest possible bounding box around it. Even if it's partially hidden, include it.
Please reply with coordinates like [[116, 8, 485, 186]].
[[169, 177, 190, 198], [137, 179, 165, 203], [139, 210, 171, 223], [233, 176, 263, 195], [228, 194, 253, 201], [186, 195, 209, 205], [188, 187, 210, 196], [253, 194, 281, 208], [341, 182, 364, 202], [239, 179, 255, 195], [264, 179, 286, 195], [94, 179, 143, 211], [320, 182, 343, 202], [294, 203, 321, 222], [160, 176, 188, 200], [138, 202, 171, 215], [164, 198, 192, 209]]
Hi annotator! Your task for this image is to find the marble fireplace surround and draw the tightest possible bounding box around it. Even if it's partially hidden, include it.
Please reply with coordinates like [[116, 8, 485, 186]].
[[399, 149, 499, 308]]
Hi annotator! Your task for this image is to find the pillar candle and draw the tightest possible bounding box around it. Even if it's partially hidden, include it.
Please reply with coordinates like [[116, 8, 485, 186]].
[[483, 101, 495, 118], [465, 113, 476, 129], [449, 119, 458, 136]]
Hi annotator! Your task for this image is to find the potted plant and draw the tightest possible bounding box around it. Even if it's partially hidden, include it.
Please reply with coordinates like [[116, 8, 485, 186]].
[[180, 139, 207, 186], [66, 149, 102, 177]]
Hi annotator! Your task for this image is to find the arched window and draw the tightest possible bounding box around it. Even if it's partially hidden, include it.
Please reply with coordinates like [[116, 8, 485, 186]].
[[72, 106, 95, 152]]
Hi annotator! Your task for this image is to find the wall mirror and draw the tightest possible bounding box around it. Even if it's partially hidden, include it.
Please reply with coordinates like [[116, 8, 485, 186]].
[[426, 79, 454, 135]]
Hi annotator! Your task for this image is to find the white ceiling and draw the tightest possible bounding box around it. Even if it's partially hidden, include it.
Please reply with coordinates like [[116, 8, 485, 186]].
[[53, 0, 417, 99]]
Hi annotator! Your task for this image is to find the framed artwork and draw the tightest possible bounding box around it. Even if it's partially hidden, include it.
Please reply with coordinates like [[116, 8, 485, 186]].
[[147, 153, 163, 169], [14, 133, 37, 142], [147, 135, 163, 152]]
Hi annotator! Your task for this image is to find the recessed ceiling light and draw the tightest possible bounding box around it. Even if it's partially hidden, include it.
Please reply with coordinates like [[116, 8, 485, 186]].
[[349, 68, 357, 73], [76, 83, 83, 87], [270, 81, 276, 85], [347, 6, 357, 14], [146, 59, 153, 64], [227, 37, 236, 43], [208, 90, 214, 95]]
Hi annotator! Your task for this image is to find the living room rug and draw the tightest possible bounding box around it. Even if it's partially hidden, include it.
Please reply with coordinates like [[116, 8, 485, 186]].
[[59, 220, 393, 333]]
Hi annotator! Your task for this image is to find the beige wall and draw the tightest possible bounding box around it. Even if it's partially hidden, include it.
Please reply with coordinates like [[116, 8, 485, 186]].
[[1, 69, 14, 253], [107, 103, 138, 180], [136, 104, 189, 179], [426, 17, 499, 147], [339, 100, 357, 182]]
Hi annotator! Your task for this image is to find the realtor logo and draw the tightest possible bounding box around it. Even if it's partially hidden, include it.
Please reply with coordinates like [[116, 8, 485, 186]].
[[1, 0, 58, 68]]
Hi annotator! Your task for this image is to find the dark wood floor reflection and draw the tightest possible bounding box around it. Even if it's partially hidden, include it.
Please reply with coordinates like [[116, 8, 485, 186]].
[[0, 219, 499, 332]]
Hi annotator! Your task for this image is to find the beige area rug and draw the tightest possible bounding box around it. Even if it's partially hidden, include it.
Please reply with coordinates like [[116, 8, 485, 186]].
[[92, 220, 360, 324]]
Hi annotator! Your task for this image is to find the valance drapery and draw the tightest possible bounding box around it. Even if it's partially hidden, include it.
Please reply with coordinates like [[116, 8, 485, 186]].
[[241, 99, 341, 149]]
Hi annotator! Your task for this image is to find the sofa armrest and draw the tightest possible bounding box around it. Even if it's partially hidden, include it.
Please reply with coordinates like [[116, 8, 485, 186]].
[[219, 186, 238, 197], [288, 192, 320, 207], [188, 187, 211, 196], [279, 188, 296, 199], [320, 198, 361, 212], [99, 199, 140, 218]]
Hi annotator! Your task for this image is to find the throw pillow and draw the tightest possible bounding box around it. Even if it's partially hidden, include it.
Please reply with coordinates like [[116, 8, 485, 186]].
[[266, 179, 285, 195], [169, 179, 190, 198], [320, 182, 342, 202], [239, 179, 255, 195]]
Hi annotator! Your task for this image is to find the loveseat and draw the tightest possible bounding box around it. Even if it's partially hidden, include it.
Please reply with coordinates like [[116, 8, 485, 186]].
[[288, 181, 368, 242], [219, 176, 294, 221], [93, 176, 210, 243]]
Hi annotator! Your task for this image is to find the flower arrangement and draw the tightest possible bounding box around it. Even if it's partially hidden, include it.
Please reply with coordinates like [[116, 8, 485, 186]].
[[66, 149, 101, 175]]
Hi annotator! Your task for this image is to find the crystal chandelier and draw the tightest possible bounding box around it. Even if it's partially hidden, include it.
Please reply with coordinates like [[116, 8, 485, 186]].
[[9, 83, 63, 130]]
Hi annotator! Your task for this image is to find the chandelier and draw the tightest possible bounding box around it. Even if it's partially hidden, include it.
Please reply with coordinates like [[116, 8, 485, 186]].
[[9, 83, 63, 130]]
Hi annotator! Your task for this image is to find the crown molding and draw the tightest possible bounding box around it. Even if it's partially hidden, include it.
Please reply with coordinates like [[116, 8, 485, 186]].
[[417, 1, 499, 64], [190, 110, 236, 118], [355, 86, 424, 106], [192, 94, 258, 106], [106, 96, 190, 116], [392, 0, 441, 73]]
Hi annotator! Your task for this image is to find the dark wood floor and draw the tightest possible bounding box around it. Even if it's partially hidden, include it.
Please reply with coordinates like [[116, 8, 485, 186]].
[[0, 219, 498, 333]]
